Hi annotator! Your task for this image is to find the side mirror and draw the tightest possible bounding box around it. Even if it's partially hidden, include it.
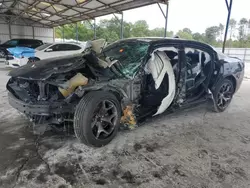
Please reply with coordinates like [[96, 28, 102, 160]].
[[45, 48, 53, 52]]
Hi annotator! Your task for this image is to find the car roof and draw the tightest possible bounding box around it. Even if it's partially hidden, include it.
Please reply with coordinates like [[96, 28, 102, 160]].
[[109, 37, 214, 51], [50, 42, 86, 46], [10, 38, 42, 41]]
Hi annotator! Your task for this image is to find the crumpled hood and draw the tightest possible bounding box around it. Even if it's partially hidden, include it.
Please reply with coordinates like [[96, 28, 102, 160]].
[[8, 54, 86, 80]]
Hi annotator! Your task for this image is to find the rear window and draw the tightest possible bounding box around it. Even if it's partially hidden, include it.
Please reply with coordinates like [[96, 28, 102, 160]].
[[36, 43, 52, 51], [103, 41, 149, 77]]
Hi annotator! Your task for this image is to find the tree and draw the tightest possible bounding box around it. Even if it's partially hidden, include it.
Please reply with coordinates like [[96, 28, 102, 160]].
[[183, 28, 192, 35], [238, 18, 249, 47], [218, 23, 224, 41], [205, 26, 220, 45], [192, 32, 205, 42], [130, 20, 149, 37], [54, 17, 250, 48], [229, 19, 237, 39], [176, 28, 193, 40]]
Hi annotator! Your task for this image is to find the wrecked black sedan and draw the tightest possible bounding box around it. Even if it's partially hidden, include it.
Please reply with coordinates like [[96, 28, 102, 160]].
[[7, 38, 244, 147]]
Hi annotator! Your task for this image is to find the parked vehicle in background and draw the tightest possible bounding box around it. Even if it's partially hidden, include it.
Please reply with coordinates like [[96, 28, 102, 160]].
[[0, 39, 43, 60], [7, 38, 245, 147], [5, 42, 87, 68]]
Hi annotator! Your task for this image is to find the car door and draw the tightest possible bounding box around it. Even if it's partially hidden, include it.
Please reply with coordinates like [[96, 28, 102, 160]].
[[142, 43, 184, 115], [60, 44, 83, 56], [183, 43, 215, 93], [39, 44, 65, 59]]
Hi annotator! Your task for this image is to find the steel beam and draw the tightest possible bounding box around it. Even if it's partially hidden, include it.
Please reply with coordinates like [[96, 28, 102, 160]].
[[32, 26, 35, 39], [76, 22, 78, 41], [94, 19, 97, 39], [222, 0, 233, 53], [157, 2, 169, 37], [8, 23, 11, 39], [164, 2, 169, 37], [120, 12, 124, 39], [62, 25, 65, 42]]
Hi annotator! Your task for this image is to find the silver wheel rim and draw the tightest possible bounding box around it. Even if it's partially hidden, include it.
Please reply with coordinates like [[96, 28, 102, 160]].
[[217, 82, 233, 109]]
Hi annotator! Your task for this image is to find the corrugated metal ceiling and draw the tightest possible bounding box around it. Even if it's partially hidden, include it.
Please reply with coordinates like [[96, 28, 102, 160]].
[[0, 0, 168, 27]]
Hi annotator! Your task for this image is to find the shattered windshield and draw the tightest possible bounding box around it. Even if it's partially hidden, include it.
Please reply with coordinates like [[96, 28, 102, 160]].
[[102, 40, 149, 78]]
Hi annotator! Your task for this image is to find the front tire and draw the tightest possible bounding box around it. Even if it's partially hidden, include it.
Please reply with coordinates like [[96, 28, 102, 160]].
[[27, 57, 40, 64], [74, 91, 121, 147], [212, 78, 234, 112], [0, 50, 6, 59]]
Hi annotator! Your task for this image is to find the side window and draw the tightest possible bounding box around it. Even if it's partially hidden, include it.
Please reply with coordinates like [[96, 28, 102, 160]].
[[19, 39, 29, 46], [185, 47, 211, 77], [184, 47, 212, 91], [47, 44, 61, 52], [63, 44, 81, 51], [33, 40, 43, 48], [19, 39, 37, 48]]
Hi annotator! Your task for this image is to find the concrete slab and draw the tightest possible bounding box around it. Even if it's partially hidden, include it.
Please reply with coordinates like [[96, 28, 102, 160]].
[[0, 64, 250, 188]]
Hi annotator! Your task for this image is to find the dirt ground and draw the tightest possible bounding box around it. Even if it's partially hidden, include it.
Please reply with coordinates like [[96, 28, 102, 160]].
[[0, 63, 250, 188]]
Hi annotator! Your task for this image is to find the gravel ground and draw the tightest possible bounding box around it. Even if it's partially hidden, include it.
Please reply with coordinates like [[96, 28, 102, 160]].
[[0, 63, 250, 188]]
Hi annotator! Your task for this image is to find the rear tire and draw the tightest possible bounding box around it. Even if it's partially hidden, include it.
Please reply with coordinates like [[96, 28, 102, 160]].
[[74, 91, 121, 147], [212, 78, 234, 112]]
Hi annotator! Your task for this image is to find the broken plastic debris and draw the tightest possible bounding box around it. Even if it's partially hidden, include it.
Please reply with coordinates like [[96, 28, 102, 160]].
[[58, 73, 88, 97], [121, 105, 137, 130]]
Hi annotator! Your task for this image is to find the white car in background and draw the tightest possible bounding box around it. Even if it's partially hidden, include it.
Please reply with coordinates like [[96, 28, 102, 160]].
[[6, 42, 86, 68]]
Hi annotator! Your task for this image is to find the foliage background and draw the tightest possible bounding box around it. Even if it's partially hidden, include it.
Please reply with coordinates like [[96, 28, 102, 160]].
[[55, 18, 250, 48]]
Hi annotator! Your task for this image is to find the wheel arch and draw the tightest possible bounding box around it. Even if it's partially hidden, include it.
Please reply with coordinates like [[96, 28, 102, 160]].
[[28, 57, 40, 60], [224, 75, 237, 92], [82, 87, 126, 104]]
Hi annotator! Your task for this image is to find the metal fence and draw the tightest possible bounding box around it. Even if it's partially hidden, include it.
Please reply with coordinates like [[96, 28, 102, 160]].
[[216, 48, 250, 63]]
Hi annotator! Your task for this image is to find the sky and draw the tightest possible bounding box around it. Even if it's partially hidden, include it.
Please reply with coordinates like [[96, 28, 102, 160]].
[[97, 0, 250, 34]]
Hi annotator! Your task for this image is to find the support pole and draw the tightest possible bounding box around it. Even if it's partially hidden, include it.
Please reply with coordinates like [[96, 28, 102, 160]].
[[164, 2, 169, 37], [157, 2, 169, 37], [62, 25, 65, 42], [32, 26, 35, 39], [8, 22, 12, 39], [94, 19, 96, 39], [222, 0, 233, 53], [76, 22, 78, 41], [53, 27, 55, 42], [120, 12, 124, 39]]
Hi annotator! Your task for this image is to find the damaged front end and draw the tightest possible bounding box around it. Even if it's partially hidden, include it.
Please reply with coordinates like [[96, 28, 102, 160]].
[[6, 54, 97, 133], [7, 71, 89, 134], [6, 52, 140, 134]]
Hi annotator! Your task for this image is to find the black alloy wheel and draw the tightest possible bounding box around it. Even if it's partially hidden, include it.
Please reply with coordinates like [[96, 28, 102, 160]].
[[213, 79, 234, 112], [91, 100, 119, 140], [74, 91, 121, 147]]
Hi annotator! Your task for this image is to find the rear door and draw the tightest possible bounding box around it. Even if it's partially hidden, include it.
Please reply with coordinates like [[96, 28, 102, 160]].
[[183, 43, 215, 93], [59, 44, 82, 56]]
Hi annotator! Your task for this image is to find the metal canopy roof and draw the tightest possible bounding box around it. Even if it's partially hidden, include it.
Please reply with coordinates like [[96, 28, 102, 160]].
[[0, 0, 167, 27]]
